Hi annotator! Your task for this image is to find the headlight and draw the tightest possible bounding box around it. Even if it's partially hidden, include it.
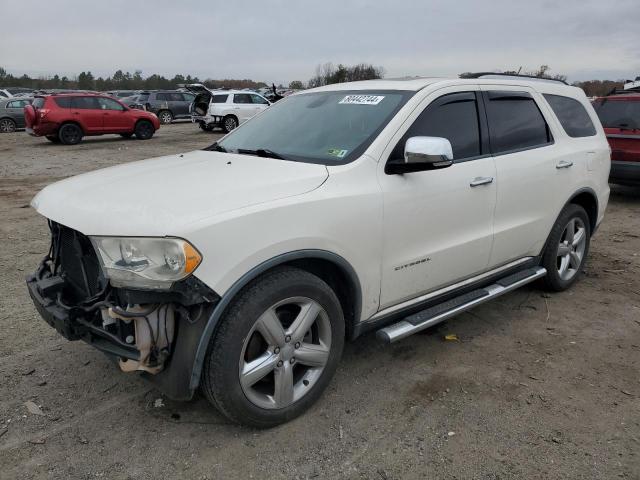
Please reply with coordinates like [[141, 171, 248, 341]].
[[90, 237, 202, 290]]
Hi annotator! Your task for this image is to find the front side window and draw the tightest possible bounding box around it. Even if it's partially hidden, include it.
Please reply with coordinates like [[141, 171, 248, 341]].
[[97, 97, 125, 111], [250, 94, 269, 105], [218, 90, 413, 165], [592, 99, 640, 129], [389, 91, 482, 161], [485, 91, 552, 154], [544, 94, 596, 137], [212, 94, 228, 104]]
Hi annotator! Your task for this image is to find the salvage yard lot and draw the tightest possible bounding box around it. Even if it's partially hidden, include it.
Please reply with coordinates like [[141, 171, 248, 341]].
[[0, 124, 639, 479]]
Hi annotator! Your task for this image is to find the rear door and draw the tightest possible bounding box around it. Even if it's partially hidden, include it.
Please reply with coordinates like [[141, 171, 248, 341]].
[[250, 94, 270, 118], [97, 97, 132, 132], [6, 99, 29, 127], [481, 87, 557, 267], [71, 96, 103, 133]]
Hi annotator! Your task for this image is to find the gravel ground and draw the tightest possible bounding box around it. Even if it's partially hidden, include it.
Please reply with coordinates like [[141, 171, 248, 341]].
[[0, 124, 638, 479]]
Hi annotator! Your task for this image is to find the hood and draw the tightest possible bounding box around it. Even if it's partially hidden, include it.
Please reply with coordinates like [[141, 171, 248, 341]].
[[32, 150, 329, 236]]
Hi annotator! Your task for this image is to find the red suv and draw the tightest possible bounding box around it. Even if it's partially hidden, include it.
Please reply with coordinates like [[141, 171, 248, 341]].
[[593, 89, 640, 185], [24, 93, 161, 145]]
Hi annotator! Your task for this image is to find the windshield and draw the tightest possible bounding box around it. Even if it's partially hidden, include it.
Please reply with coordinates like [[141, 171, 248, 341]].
[[217, 90, 414, 164], [593, 99, 640, 129]]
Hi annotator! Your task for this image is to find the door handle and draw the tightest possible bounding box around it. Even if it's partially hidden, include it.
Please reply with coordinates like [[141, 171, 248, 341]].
[[556, 160, 573, 169], [470, 176, 494, 187]]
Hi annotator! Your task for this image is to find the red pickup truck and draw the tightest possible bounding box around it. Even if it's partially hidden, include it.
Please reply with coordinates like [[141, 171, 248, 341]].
[[593, 89, 640, 186]]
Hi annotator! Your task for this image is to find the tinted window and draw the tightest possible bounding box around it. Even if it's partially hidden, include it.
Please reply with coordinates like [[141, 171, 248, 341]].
[[234, 93, 252, 104], [485, 92, 552, 154], [250, 94, 269, 105], [53, 97, 72, 108], [32, 97, 45, 109], [97, 97, 125, 111], [137, 93, 149, 102], [593, 100, 640, 129], [155, 92, 170, 101], [390, 92, 482, 161], [71, 97, 100, 109], [544, 94, 596, 137], [212, 94, 228, 103]]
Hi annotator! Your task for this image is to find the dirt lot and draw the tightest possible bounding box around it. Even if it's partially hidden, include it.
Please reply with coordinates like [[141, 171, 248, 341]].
[[0, 124, 638, 479]]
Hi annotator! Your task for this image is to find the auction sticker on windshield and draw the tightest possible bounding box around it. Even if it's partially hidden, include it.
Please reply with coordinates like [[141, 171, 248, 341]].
[[327, 148, 348, 158], [339, 95, 385, 105]]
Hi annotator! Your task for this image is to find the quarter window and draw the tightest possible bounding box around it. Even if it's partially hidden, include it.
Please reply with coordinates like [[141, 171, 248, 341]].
[[212, 94, 228, 103], [390, 92, 482, 161], [485, 92, 552, 154], [544, 94, 596, 137]]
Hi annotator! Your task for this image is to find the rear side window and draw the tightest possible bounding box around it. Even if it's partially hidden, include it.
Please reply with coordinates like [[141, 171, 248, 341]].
[[32, 97, 46, 109], [212, 94, 228, 103], [53, 97, 72, 108], [234, 94, 252, 104], [485, 92, 552, 154], [390, 91, 482, 161], [544, 94, 596, 137], [71, 97, 100, 109], [593, 100, 640, 129]]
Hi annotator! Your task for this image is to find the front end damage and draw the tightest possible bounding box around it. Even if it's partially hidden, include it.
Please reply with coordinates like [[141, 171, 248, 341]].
[[26, 221, 219, 399]]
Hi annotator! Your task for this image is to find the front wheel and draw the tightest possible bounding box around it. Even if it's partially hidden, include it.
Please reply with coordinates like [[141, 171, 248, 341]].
[[541, 204, 591, 291], [202, 267, 344, 428], [134, 120, 155, 140]]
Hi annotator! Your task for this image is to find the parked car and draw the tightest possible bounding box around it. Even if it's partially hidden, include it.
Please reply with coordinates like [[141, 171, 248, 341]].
[[129, 90, 195, 124], [27, 76, 609, 427], [0, 87, 34, 98], [593, 89, 640, 185], [105, 90, 140, 99], [120, 91, 150, 109], [24, 93, 160, 144], [186, 84, 270, 132], [0, 97, 32, 132]]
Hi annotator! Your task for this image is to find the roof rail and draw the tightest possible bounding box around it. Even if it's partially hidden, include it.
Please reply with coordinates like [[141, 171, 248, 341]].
[[460, 72, 569, 85]]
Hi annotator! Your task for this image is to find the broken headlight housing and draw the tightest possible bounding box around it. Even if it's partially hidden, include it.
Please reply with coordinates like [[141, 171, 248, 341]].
[[90, 237, 202, 290]]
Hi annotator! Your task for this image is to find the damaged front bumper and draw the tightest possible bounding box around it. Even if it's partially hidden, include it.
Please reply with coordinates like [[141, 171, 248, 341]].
[[26, 222, 220, 400]]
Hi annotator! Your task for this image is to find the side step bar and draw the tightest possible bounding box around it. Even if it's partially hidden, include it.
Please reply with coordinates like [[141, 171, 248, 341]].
[[376, 267, 547, 343]]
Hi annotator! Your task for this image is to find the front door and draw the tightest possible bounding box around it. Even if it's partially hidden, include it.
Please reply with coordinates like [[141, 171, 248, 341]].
[[97, 97, 131, 132], [378, 88, 497, 309], [232, 93, 257, 123]]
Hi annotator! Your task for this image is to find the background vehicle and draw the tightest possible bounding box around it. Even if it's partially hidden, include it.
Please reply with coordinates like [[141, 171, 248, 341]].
[[0, 97, 32, 132], [130, 90, 195, 124], [105, 90, 140, 99], [24, 93, 160, 144], [0, 87, 35, 98], [593, 88, 640, 185], [27, 76, 610, 427], [186, 84, 270, 132]]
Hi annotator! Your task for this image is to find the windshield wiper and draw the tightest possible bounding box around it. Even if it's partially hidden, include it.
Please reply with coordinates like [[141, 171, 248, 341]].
[[203, 142, 227, 152], [237, 148, 287, 160]]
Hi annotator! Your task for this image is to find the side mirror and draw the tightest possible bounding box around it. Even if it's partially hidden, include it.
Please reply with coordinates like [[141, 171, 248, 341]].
[[385, 136, 454, 175]]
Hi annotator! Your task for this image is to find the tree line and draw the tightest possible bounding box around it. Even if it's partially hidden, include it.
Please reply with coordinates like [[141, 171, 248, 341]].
[[0, 64, 628, 97]]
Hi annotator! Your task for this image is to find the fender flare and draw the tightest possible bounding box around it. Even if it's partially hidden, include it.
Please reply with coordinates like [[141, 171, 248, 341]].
[[188, 249, 362, 392]]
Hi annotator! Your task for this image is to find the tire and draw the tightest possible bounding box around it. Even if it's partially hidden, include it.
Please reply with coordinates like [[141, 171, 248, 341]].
[[46, 135, 60, 143], [202, 266, 345, 428], [57, 123, 83, 145], [120, 133, 133, 139], [199, 122, 214, 132], [158, 110, 173, 124], [134, 120, 155, 140], [222, 115, 238, 133], [541, 204, 591, 291], [0, 118, 16, 133]]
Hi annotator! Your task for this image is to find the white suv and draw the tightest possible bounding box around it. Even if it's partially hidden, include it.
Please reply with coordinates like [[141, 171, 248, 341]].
[[27, 76, 610, 427], [186, 84, 270, 133]]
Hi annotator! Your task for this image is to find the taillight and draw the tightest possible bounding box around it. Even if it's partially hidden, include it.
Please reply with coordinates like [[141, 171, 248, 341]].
[[39, 109, 50, 119]]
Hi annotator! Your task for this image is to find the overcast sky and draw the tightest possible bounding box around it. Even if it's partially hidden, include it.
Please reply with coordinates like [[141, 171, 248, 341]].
[[2, 0, 638, 85]]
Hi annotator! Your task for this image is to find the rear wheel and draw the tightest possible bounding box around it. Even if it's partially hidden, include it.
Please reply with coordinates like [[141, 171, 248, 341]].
[[158, 110, 173, 124], [202, 267, 344, 428], [222, 115, 238, 133], [134, 120, 155, 140], [0, 118, 16, 133], [58, 123, 83, 145], [541, 204, 591, 291]]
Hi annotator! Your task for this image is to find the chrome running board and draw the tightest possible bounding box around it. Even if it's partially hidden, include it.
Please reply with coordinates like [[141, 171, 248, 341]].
[[376, 267, 546, 343]]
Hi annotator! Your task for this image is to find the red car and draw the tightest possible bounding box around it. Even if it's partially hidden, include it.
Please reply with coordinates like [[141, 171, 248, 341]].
[[24, 93, 161, 145], [593, 89, 640, 185]]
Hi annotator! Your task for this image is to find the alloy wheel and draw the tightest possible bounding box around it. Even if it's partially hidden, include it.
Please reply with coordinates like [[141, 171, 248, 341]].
[[159, 112, 172, 124], [224, 117, 237, 131], [239, 297, 331, 409], [556, 217, 587, 281], [0, 119, 16, 133]]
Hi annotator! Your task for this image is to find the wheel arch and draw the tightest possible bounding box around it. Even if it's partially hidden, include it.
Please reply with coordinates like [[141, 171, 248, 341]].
[[59, 120, 84, 133], [188, 249, 362, 393]]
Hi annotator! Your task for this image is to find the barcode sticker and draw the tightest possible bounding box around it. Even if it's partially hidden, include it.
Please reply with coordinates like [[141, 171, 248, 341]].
[[339, 95, 385, 105]]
